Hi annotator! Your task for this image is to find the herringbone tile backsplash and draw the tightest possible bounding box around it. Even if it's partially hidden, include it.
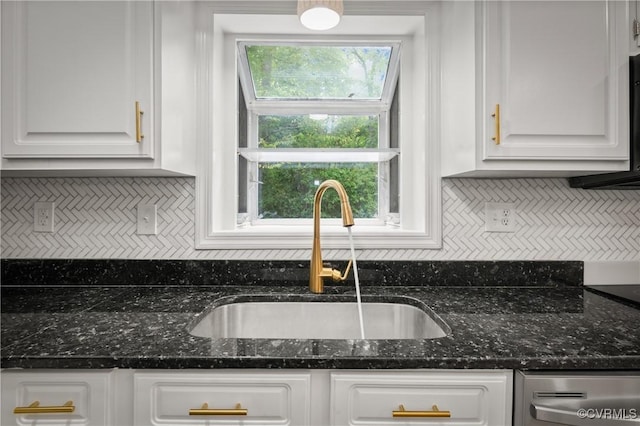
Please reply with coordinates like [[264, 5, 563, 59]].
[[1, 177, 638, 260]]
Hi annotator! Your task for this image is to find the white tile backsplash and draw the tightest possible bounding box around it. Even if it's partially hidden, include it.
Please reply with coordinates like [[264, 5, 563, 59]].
[[1, 177, 639, 261]]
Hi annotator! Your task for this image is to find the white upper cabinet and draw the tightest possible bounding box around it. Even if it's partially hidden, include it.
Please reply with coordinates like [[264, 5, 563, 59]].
[[484, 0, 628, 160], [441, 0, 631, 176], [2, 1, 153, 158], [1, 1, 196, 176]]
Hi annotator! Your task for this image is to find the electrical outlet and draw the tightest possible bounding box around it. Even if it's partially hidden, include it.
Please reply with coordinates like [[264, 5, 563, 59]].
[[33, 201, 55, 233], [485, 202, 516, 233], [137, 204, 157, 235]]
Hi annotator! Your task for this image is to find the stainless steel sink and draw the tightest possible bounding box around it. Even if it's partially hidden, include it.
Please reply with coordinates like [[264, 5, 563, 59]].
[[188, 296, 450, 340]]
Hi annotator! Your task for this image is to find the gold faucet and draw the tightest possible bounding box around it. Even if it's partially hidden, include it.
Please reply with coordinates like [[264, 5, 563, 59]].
[[309, 180, 355, 294]]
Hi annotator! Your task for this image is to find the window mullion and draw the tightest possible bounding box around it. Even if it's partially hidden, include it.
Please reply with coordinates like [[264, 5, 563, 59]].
[[378, 110, 390, 221], [247, 112, 260, 223], [379, 111, 390, 149]]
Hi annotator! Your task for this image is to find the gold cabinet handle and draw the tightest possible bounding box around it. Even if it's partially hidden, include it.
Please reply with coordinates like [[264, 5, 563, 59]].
[[392, 404, 451, 418], [491, 103, 501, 145], [189, 403, 248, 416], [135, 101, 144, 143], [14, 400, 75, 414]]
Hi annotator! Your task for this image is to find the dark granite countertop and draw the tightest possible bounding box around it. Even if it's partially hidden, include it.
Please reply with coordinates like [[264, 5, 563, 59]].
[[2, 281, 640, 370], [1, 259, 638, 370]]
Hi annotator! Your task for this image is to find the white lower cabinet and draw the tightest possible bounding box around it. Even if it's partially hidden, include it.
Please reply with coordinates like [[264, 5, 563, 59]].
[[0, 370, 115, 426], [1, 369, 512, 426], [330, 371, 512, 426], [133, 371, 312, 425]]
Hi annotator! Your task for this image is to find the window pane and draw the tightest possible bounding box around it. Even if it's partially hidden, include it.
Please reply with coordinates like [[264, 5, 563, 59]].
[[258, 163, 378, 219], [259, 115, 378, 149], [245, 44, 392, 99]]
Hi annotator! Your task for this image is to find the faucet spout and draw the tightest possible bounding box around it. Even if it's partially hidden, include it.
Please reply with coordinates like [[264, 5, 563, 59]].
[[310, 179, 355, 294]]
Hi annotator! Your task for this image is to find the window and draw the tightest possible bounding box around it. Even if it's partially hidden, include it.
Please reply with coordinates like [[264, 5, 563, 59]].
[[196, 12, 441, 250], [237, 42, 400, 224]]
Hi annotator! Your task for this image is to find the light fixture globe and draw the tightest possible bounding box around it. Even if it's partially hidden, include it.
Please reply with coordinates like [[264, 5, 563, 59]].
[[298, 0, 344, 31]]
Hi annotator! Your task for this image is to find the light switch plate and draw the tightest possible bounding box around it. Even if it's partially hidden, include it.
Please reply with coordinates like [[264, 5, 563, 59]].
[[137, 204, 157, 235]]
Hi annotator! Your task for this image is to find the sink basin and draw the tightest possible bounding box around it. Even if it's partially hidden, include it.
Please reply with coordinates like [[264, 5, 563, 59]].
[[188, 296, 450, 340]]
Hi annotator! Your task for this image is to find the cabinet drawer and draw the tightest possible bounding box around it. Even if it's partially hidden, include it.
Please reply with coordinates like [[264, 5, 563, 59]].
[[330, 371, 511, 426], [0, 370, 114, 426], [134, 371, 311, 425]]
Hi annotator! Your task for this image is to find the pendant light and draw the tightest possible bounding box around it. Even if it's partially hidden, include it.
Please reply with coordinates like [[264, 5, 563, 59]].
[[297, 0, 344, 31]]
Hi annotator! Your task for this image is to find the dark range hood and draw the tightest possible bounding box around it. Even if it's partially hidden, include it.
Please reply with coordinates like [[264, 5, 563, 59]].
[[568, 170, 640, 189], [568, 55, 640, 190]]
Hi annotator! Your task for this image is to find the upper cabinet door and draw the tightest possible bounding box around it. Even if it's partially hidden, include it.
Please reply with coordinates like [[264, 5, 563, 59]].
[[483, 0, 628, 161], [1, 1, 153, 158]]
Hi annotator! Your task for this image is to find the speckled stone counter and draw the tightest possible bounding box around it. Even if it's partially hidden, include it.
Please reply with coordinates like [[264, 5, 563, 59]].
[[2, 260, 639, 370]]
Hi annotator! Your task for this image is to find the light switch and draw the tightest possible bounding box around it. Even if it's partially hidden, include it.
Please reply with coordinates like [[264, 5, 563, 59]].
[[137, 204, 157, 235]]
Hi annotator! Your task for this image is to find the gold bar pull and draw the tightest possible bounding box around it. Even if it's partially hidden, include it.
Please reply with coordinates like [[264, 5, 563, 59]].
[[14, 400, 75, 414], [392, 404, 451, 418], [135, 101, 144, 143], [491, 103, 501, 145], [189, 402, 248, 416]]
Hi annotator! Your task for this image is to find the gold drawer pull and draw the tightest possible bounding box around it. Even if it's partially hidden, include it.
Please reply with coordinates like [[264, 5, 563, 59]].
[[491, 103, 501, 145], [135, 101, 144, 143], [14, 400, 75, 414], [392, 404, 451, 418], [189, 403, 247, 416]]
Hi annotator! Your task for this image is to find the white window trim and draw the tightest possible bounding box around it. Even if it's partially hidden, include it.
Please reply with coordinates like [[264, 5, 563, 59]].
[[195, 9, 441, 250]]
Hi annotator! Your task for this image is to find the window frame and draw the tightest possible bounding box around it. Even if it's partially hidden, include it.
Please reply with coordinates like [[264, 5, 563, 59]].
[[195, 10, 441, 250]]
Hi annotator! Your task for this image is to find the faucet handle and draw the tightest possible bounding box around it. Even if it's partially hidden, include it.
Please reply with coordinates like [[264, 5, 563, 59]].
[[329, 259, 353, 282]]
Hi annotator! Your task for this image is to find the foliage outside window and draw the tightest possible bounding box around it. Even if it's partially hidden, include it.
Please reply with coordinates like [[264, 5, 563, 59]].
[[245, 45, 391, 99], [258, 115, 378, 219], [238, 42, 400, 223]]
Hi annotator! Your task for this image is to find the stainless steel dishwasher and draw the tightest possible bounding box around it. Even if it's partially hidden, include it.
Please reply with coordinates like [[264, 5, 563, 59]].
[[514, 371, 640, 425]]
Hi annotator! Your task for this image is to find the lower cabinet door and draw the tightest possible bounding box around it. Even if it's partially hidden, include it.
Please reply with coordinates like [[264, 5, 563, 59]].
[[134, 371, 311, 425], [0, 370, 114, 426], [330, 371, 512, 426]]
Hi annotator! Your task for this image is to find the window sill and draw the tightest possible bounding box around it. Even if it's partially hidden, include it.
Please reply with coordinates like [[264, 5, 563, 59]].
[[195, 224, 441, 250]]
